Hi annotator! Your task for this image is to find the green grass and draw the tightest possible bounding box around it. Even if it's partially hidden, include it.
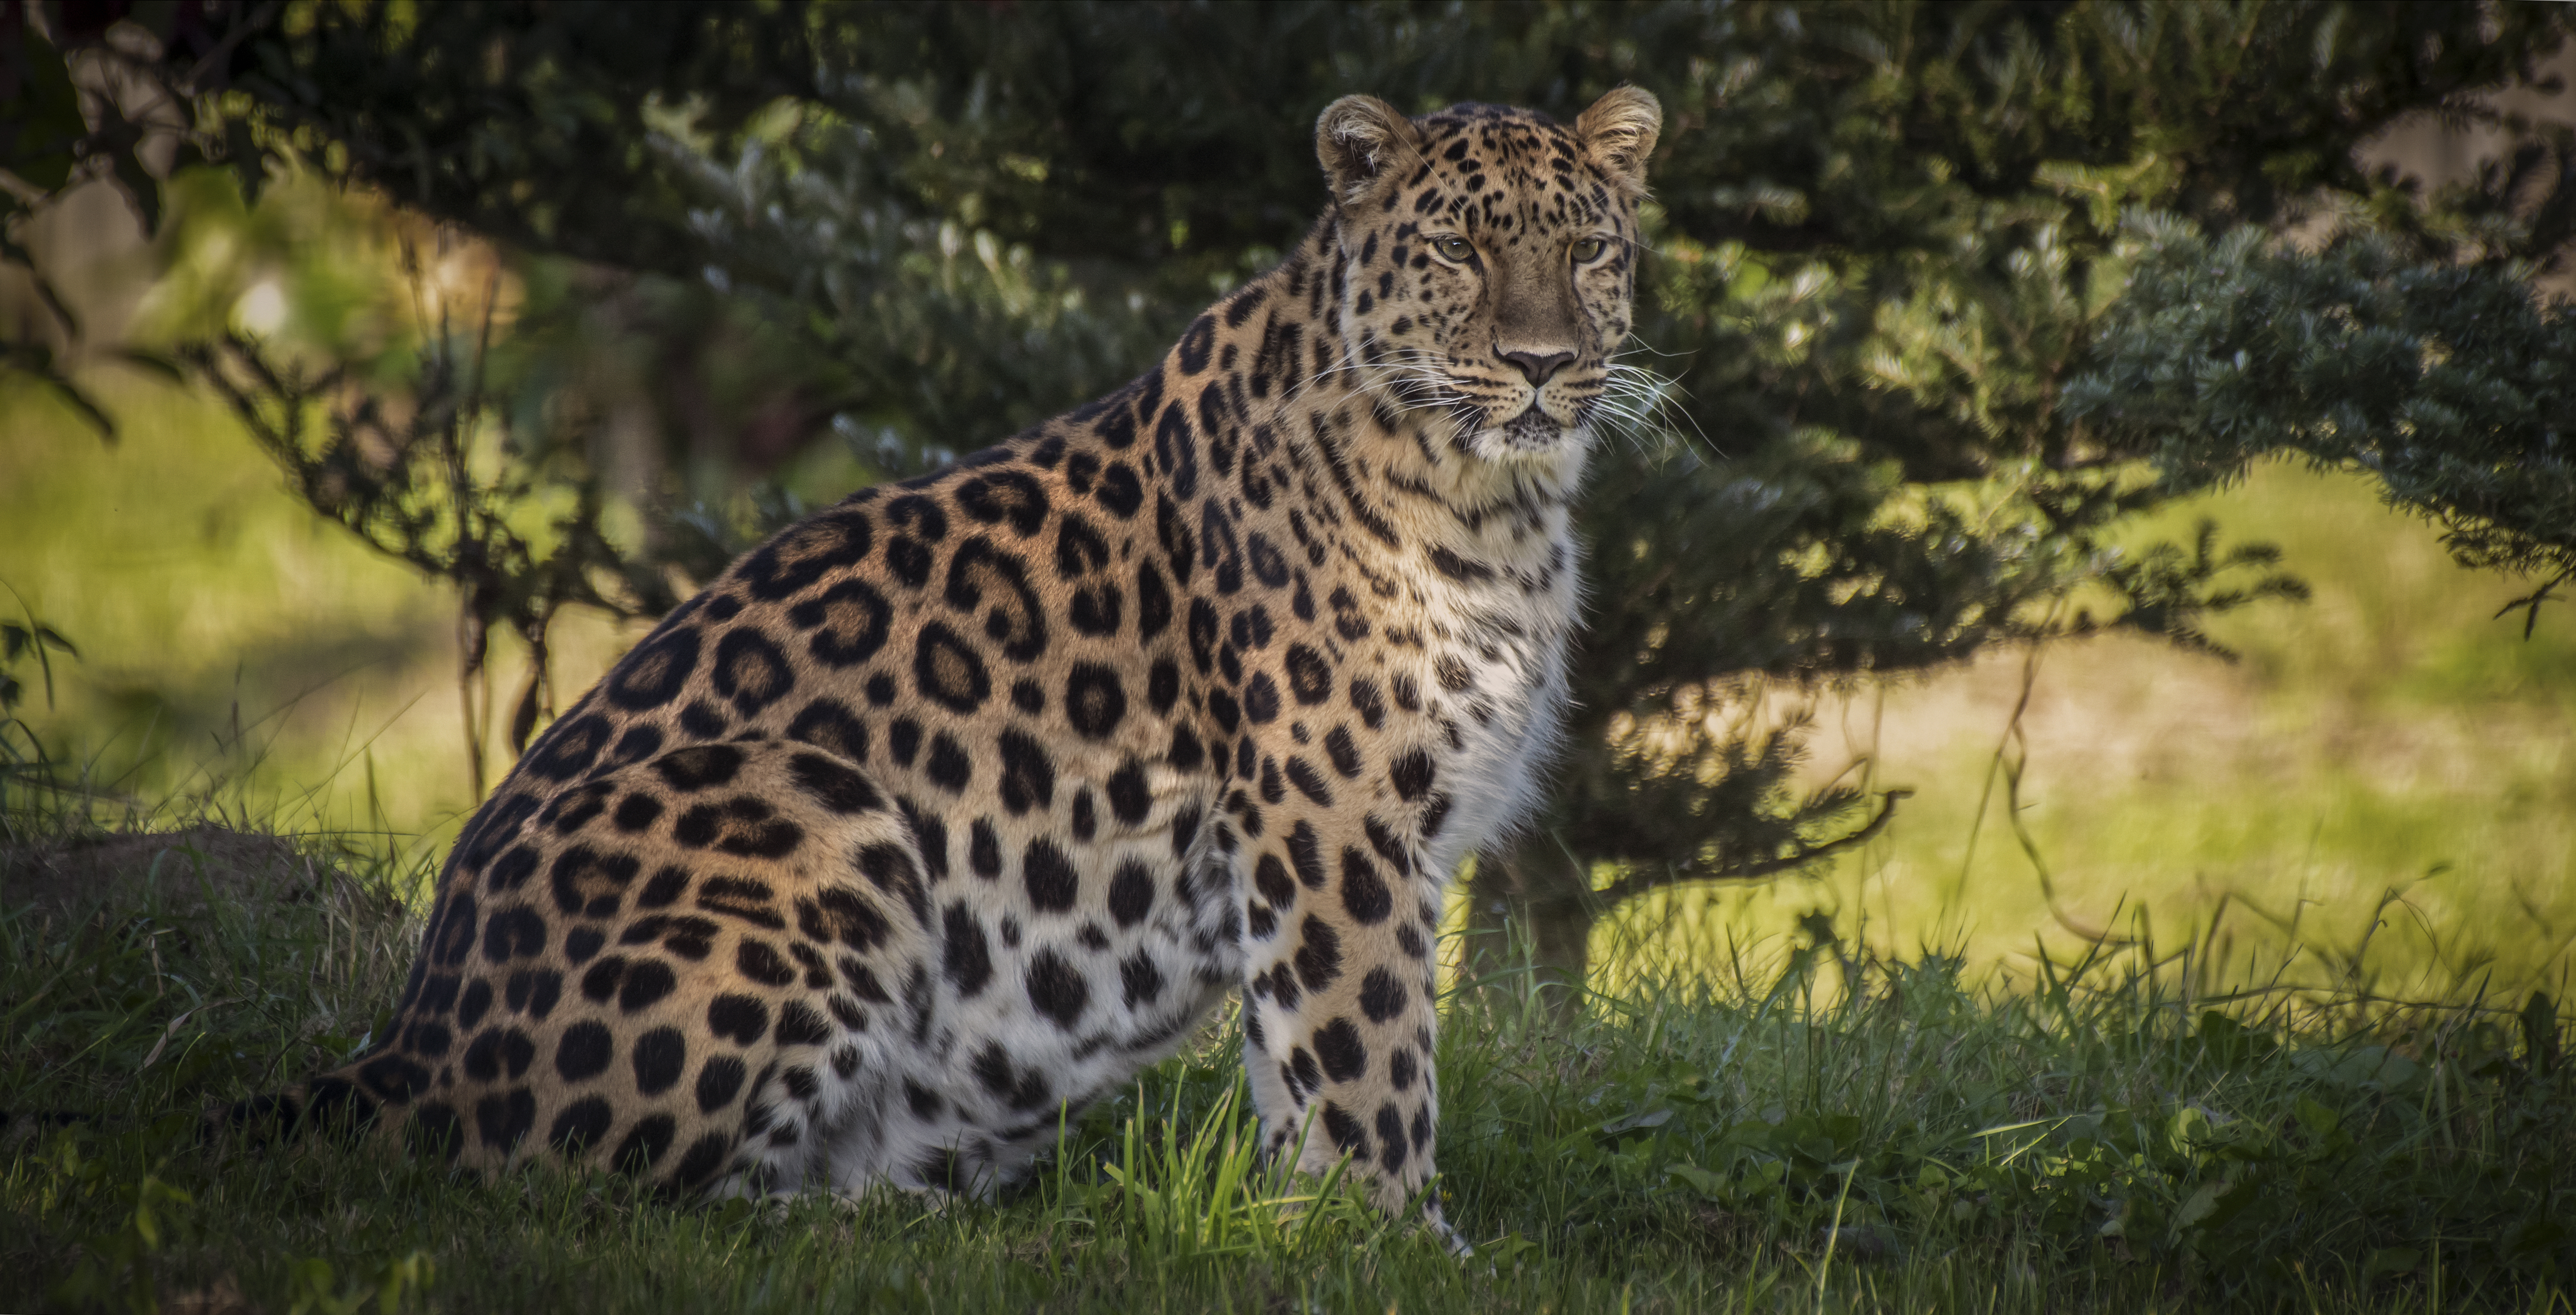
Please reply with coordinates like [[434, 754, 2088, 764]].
[[5, 820, 2573, 1314], [1622, 460, 2576, 1007]]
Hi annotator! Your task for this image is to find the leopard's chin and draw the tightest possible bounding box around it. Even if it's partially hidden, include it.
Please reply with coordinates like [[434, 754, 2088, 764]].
[[1459, 405, 1585, 461]]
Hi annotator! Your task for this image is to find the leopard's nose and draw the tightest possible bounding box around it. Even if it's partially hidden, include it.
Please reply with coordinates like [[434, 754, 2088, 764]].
[[1497, 347, 1574, 387]]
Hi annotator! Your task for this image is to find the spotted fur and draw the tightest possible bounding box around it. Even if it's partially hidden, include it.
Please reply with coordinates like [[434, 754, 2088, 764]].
[[238, 88, 1663, 1226]]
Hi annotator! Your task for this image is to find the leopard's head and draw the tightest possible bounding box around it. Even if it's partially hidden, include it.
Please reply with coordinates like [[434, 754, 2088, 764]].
[[1316, 87, 1662, 463]]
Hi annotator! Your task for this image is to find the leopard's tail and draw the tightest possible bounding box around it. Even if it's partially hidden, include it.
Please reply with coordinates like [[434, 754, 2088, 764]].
[[2, 1077, 375, 1155], [218, 1073, 374, 1146], [214, 1041, 456, 1155]]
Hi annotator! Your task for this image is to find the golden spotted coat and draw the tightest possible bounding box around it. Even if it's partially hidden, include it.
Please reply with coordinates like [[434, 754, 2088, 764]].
[[238, 88, 1664, 1233]]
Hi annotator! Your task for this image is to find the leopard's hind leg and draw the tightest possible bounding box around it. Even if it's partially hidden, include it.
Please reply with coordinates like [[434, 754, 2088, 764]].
[[265, 741, 940, 1201]]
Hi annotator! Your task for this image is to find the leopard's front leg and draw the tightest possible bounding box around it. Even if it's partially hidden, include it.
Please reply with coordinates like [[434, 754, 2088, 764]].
[[1233, 795, 1449, 1224]]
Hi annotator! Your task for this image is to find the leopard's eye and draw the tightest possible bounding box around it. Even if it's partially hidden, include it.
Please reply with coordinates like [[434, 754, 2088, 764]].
[[1571, 236, 1609, 263], [1433, 235, 1476, 263]]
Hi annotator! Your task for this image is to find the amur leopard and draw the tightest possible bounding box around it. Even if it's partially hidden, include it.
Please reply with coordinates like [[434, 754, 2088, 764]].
[[236, 87, 1663, 1231]]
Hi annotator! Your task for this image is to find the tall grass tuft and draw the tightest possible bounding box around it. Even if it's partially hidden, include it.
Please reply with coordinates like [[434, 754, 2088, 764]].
[[1040, 1067, 1399, 1281]]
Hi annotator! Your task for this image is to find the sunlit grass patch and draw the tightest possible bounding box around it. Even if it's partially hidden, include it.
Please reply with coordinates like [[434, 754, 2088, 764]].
[[1601, 461, 2576, 1007], [0, 369, 636, 844]]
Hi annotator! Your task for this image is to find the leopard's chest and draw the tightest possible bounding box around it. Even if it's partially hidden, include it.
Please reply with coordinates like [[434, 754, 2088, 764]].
[[1375, 535, 1582, 882]]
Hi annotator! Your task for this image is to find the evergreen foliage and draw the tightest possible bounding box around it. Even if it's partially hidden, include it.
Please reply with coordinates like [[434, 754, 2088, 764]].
[[3, 1, 2570, 985], [2071, 222, 2576, 635]]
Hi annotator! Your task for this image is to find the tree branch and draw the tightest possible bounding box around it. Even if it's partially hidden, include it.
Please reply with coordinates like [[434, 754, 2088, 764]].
[[1590, 788, 1911, 908]]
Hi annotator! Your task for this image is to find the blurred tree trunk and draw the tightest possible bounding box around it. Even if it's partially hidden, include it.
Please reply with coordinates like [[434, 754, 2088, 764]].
[[1463, 835, 1602, 1019]]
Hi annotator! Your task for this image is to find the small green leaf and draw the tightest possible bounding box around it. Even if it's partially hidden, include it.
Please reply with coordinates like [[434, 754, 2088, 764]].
[[2291, 1096, 2338, 1139], [1664, 1163, 1725, 1197], [2172, 1172, 2259, 1237], [1596, 1107, 1673, 1139], [2096, 1200, 2131, 1238]]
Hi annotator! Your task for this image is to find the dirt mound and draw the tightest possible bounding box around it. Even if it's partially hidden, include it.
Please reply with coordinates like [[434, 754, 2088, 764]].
[[0, 824, 376, 918]]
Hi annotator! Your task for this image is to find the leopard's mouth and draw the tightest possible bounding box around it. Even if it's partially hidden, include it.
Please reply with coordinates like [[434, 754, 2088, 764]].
[[1450, 401, 1579, 459], [1499, 406, 1568, 448], [1385, 374, 1587, 461]]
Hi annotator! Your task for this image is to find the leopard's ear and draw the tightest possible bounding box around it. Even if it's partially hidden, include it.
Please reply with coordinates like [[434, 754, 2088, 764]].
[[1575, 85, 1662, 197], [1316, 95, 1421, 206]]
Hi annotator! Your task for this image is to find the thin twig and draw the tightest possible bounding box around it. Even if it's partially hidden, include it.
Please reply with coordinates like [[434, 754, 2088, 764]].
[[1592, 788, 1911, 907]]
